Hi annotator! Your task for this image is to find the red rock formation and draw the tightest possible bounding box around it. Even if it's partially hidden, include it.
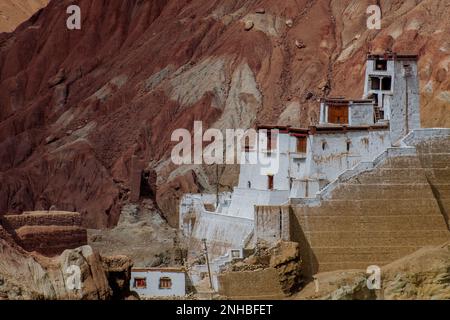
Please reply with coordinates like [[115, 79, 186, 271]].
[[0, 0, 448, 228]]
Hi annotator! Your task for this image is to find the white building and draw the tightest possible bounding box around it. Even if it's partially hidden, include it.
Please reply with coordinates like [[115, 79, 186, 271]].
[[180, 52, 421, 281], [130, 267, 186, 298]]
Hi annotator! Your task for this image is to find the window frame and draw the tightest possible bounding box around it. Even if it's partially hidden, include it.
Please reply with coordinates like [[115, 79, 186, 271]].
[[268, 175, 274, 190], [296, 136, 307, 153], [374, 59, 387, 71], [133, 277, 147, 289], [159, 276, 173, 290]]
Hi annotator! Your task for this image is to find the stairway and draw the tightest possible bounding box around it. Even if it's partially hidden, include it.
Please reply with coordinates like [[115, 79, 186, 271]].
[[291, 130, 450, 274]]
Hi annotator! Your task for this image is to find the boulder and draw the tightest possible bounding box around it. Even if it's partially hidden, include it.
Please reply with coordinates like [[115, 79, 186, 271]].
[[101, 255, 133, 299], [48, 68, 66, 88], [295, 40, 306, 49], [244, 20, 254, 31]]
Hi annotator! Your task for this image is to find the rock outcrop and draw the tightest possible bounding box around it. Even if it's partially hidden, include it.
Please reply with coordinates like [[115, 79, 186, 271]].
[[294, 242, 450, 300], [0, 236, 133, 300], [219, 241, 302, 298], [101, 255, 133, 300], [0, 239, 106, 300], [0, 212, 132, 300]]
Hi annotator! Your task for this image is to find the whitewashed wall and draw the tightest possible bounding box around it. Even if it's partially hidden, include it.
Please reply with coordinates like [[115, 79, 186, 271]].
[[389, 61, 420, 143], [349, 103, 374, 126], [305, 129, 391, 182]]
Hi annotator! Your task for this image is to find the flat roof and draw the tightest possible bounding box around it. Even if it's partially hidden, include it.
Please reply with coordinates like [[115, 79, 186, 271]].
[[256, 123, 389, 135], [256, 124, 290, 131], [311, 124, 389, 134], [367, 52, 418, 61], [132, 267, 186, 273], [321, 98, 374, 105]]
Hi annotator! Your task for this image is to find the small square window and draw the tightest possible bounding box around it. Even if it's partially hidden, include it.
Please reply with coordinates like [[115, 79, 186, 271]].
[[375, 59, 387, 71], [370, 76, 381, 90], [134, 277, 147, 289], [231, 250, 241, 259], [159, 277, 172, 289]]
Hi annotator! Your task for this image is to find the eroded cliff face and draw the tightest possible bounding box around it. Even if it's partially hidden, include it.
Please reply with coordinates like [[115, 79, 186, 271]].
[[0, 0, 448, 228]]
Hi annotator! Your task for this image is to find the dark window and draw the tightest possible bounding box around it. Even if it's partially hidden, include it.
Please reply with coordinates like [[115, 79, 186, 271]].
[[328, 105, 349, 124], [268, 175, 274, 190], [370, 76, 381, 90], [243, 134, 253, 152], [296, 136, 307, 153], [134, 277, 147, 289], [375, 59, 387, 71], [346, 140, 351, 152], [159, 277, 172, 289], [247, 181, 251, 189], [381, 77, 392, 91], [322, 141, 327, 150], [267, 132, 277, 150], [403, 64, 412, 77]]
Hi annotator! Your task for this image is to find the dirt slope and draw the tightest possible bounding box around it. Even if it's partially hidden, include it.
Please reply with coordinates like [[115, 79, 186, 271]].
[[0, 0, 448, 228], [0, 0, 48, 33]]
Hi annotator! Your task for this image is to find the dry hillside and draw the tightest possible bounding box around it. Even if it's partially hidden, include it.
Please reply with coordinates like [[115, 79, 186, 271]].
[[0, 0, 448, 228], [0, 0, 49, 33]]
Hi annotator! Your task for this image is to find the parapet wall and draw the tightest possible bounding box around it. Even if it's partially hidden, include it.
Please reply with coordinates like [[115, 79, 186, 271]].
[[0, 211, 87, 256]]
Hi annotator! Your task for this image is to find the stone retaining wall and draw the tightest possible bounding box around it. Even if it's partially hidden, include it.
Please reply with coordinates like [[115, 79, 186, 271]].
[[290, 133, 450, 276]]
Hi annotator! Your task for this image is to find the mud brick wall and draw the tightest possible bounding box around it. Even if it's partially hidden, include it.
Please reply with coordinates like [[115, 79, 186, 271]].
[[291, 143, 450, 276], [1, 211, 82, 229], [218, 268, 285, 299], [0, 211, 87, 256], [415, 137, 450, 230]]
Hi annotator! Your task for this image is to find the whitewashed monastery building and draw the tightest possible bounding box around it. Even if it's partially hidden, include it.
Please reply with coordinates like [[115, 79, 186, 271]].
[[179, 52, 424, 289]]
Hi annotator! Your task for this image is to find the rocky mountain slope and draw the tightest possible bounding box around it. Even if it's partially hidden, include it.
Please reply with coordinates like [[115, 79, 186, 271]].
[[0, 0, 48, 33], [0, 0, 448, 228], [88, 200, 186, 267]]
